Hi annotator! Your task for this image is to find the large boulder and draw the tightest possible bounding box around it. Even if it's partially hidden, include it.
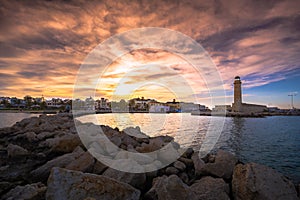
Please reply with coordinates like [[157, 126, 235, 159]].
[[144, 175, 196, 200], [65, 151, 95, 172], [200, 150, 237, 179], [2, 182, 46, 200], [46, 167, 140, 200], [190, 176, 230, 200], [30, 146, 84, 182], [232, 163, 298, 200]]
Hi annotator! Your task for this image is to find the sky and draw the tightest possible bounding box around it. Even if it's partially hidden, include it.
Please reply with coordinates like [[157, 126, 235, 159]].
[[0, 0, 299, 108]]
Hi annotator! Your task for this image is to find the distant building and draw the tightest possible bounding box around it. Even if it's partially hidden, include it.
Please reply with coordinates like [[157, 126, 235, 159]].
[[232, 76, 267, 113], [166, 99, 181, 112], [180, 102, 200, 112], [213, 105, 232, 113], [148, 102, 170, 113]]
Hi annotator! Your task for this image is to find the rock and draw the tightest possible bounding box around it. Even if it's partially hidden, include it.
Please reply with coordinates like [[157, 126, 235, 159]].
[[200, 150, 237, 179], [7, 144, 30, 157], [157, 145, 180, 165], [110, 135, 122, 147], [2, 182, 46, 200], [0, 181, 14, 196], [232, 163, 299, 200], [47, 134, 82, 153], [46, 167, 140, 200], [123, 126, 148, 138], [39, 121, 56, 132], [190, 176, 230, 200], [182, 147, 194, 158], [103, 163, 146, 190], [165, 167, 179, 175], [92, 161, 108, 175], [144, 175, 196, 200], [121, 134, 140, 148], [128, 152, 155, 165], [178, 157, 194, 168], [30, 146, 84, 182], [178, 172, 189, 184], [65, 151, 95, 172], [191, 152, 205, 175], [36, 131, 56, 140], [173, 161, 186, 171]]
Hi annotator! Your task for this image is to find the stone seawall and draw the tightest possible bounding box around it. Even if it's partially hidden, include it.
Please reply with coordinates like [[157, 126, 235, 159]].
[[0, 114, 299, 200]]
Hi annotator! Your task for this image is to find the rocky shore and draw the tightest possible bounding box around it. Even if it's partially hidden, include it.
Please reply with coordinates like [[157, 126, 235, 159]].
[[0, 114, 299, 200]]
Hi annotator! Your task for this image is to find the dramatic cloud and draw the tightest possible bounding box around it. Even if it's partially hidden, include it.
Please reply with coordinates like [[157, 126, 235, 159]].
[[0, 0, 299, 107]]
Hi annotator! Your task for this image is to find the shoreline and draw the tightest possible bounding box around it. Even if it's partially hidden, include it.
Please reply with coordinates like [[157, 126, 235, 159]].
[[0, 114, 299, 199], [1, 109, 300, 117]]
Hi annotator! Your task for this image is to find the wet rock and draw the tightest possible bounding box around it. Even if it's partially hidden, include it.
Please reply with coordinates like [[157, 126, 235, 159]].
[[30, 146, 84, 182], [190, 176, 230, 200], [144, 175, 196, 200], [232, 163, 299, 200], [165, 166, 179, 175], [46, 167, 140, 200], [65, 151, 95, 172], [2, 182, 46, 200], [173, 161, 186, 171], [7, 144, 30, 157], [191, 152, 205, 175], [200, 150, 237, 179]]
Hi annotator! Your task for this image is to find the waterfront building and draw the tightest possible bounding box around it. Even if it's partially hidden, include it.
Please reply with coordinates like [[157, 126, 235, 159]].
[[232, 76, 267, 113], [148, 102, 170, 113], [166, 99, 181, 112]]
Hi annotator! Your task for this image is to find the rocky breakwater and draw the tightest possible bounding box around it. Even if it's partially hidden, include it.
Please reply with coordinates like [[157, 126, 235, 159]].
[[0, 114, 299, 200]]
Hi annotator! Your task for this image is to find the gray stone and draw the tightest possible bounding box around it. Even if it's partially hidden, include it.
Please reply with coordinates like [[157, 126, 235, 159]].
[[173, 161, 186, 171], [92, 161, 108, 175], [65, 151, 95, 172], [200, 150, 237, 179], [232, 163, 299, 200], [144, 175, 196, 200], [103, 166, 146, 190], [191, 152, 205, 175], [178, 172, 189, 184], [47, 134, 81, 153], [30, 146, 84, 182], [165, 167, 179, 175], [190, 176, 230, 200], [178, 157, 194, 167], [46, 167, 140, 200], [7, 144, 30, 157], [2, 182, 46, 200]]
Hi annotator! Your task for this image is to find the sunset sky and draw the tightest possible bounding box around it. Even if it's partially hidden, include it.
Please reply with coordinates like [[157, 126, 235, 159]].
[[0, 0, 299, 108]]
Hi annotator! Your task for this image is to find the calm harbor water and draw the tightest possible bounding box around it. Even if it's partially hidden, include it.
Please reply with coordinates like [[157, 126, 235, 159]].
[[0, 112, 299, 183]]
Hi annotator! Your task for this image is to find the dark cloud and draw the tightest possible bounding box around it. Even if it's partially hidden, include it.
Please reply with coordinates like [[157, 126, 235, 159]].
[[0, 0, 299, 98]]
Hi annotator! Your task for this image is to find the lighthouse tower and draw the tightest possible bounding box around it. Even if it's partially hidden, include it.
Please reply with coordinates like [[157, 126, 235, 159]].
[[232, 76, 242, 112]]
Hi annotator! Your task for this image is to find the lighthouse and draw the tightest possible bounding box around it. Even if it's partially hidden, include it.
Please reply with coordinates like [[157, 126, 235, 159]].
[[232, 76, 242, 112]]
